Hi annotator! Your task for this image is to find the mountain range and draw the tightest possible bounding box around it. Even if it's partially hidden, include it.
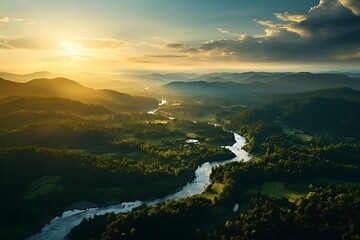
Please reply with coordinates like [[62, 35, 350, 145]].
[[1, 71, 360, 98], [164, 73, 360, 95]]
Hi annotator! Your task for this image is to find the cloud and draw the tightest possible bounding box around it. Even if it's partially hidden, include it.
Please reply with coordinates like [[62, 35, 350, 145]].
[[166, 42, 200, 53], [0, 42, 11, 49], [127, 54, 187, 63], [0, 17, 9, 23], [11, 18, 24, 22], [274, 12, 306, 23], [0, 37, 56, 49], [126, 56, 160, 64], [125, 53, 195, 67], [0, 16, 33, 25], [147, 54, 186, 58], [41, 55, 94, 62], [0, 36, 128, 50], [339, 0, 360, 15], [166, 43, 184, 49], [72, 37, 128, 49], [166, 0, 360, 64], [218, 28, 230, 34]]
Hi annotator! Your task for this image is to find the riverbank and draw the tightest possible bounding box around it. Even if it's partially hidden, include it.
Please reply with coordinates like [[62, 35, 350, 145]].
[[27, 132, 251, 240]]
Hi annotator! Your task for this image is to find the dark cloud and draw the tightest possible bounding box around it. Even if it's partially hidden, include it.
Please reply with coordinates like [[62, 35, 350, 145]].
[[166, 0, 360, 63], [339, 0, 360, 15], [166, 43, 200, 53], [166, 43, 184, 49]]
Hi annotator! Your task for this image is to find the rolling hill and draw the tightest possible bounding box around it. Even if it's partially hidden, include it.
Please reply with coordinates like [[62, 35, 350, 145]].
[[0, 77, 158, 112], [0, 71, 58, 82]]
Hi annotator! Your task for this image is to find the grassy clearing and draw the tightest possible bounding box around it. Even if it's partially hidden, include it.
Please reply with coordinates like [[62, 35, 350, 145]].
[[276, 120, 313, 143], [24, 176, 62, 200], [197, 115, 217, 122], [246, 179, 360, 203], [201, 183, 225, 202], [283, 127, 313, 142], [295, 133, 313, 142], [147, 120, 169, 124], [186, 132, 200, 139], [282, 128, 296, 135], [247, 181, 306, 203], [146, 136, 183, 145]]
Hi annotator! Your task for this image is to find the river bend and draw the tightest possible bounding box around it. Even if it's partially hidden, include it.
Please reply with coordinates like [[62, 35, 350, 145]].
[[27, 132, 252, 240]]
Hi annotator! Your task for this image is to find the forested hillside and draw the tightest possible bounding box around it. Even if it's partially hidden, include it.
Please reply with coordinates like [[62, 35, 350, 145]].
[[68, 87, 360, 240], [0, 78, 158, 112], [0, 77, 237, 240]]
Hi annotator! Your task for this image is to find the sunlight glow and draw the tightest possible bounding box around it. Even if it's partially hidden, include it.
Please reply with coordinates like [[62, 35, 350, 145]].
[[60, 41, 82, 56]]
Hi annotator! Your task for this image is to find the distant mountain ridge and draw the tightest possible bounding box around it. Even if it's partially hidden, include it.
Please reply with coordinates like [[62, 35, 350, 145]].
[[164, 73, 360, 95], [0, 71, 57, 82], [0, 77, 158, 112], [2, 70, 359, 85], [2, 71, 360, 97]]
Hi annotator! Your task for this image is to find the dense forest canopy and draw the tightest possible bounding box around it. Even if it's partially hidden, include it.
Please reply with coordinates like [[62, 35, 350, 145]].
[[68, 86, 360, 240], [0, 74, 359, 240], [2, 0, 360, 238]]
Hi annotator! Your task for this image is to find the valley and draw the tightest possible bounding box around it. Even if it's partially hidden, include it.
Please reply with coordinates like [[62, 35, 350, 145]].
[[0, 72, 360, 239], [2, 1, 360, 239]]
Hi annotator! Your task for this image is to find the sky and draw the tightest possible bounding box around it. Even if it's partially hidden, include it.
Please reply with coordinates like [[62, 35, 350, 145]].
[[0, 0, 359, 74]]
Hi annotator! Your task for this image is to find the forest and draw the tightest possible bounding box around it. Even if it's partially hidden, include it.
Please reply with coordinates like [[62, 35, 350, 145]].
[[2, 0, 360, 238], [68, 185, 360, 240], [0, 82, 235, 240], [68, 87, 360, 240], [0, 76, 359, 240]]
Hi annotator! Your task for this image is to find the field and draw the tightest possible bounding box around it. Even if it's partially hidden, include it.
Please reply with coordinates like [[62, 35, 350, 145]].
[[276, 120, 313, 143], [201, 183, 225, 202], [247, 179, 360, 203], [24, 176, 63, 200], [247, 181, 307, 203]]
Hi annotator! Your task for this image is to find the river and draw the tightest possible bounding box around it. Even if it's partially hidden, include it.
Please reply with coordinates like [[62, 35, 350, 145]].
[[27, 100, 252, 240], [27, 131, 251, 240]]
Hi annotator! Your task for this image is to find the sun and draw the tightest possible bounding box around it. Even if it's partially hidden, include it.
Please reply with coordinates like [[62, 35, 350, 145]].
[[60, 41, 82, 55]]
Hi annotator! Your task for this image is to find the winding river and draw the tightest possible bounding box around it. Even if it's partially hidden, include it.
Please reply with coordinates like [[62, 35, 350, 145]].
[[27, 131, 251, 240], [27, 100, 252, 240]]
